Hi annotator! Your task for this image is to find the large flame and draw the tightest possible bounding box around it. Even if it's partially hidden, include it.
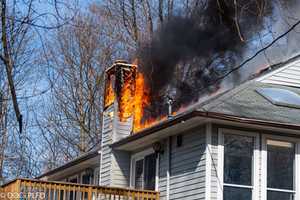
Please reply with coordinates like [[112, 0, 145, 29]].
[[116, 65, 166, 132], [117, 61, 186, 133], [133, 72, 150, 132], [119, 74, 135, 121]]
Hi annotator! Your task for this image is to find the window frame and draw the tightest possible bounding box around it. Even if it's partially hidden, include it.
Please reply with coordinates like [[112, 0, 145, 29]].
[[217, 128, 260, 200], [68, 174, 79, 183], [80, 169, 95, 185], [130, 148, 159, 191], [261, 134, 300, 200], [94, 167, 100, 185]]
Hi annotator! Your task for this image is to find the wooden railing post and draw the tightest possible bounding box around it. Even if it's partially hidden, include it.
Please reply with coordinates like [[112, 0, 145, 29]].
[[88, 186, 92, 200], [0, 178, 160, 200], [14, 179, 21, 200]]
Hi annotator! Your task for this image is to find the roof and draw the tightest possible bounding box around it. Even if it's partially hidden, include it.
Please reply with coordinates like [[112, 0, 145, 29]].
[[199, 55, 300, 124], [199, 80, 300, 125], [37, 149, 101, 179], [112, 56, 300, 149]]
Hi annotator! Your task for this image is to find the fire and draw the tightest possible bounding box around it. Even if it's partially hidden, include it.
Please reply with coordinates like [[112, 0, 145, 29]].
[[116, 63, 164, 132], [132, 72, 177, 132], [133, 72, 150, 132], [134, 116, 167, 132], [255, 64, 270, 75], [104, 77, 115, 108], [119, 74, 135, 121], [116, 60, 187, 133]]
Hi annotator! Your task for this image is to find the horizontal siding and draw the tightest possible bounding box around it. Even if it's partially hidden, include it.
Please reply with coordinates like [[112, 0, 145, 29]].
[[260, 60, 300, 87], [159, 139, 168, 200], [100, 106, 114, 186], [169, 126, 206, 200], [111, 150, 130, 187], [100, 104, 131, 188]]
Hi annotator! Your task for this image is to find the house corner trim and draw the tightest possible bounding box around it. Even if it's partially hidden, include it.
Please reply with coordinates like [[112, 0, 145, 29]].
[[205, 123, 212, 200]]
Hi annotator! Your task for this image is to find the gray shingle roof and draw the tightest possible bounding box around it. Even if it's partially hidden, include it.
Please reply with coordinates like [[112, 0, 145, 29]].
[[198, 80, 300, 125]]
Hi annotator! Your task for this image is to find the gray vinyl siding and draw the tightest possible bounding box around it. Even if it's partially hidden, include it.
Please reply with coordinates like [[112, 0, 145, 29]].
[[169, 126, 206, 200], [159, 139, 168, 200], [100, 104, 131, 187], [114, 116, 133, 142], [260, 60, 300, 87], [111, 150, 131, 187], [131, 126, 206, 200], [100, 106, 114, 186]]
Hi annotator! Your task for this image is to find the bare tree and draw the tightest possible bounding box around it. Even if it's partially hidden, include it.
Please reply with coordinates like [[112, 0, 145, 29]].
[[0, 0, 77, 182], [0, 0, 36, 182], [38, 9, 119, 169]]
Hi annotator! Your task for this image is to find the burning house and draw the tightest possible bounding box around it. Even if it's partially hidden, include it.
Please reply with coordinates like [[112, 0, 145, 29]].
[[35, 56, 300, 200], [6, 1, 300, 200]]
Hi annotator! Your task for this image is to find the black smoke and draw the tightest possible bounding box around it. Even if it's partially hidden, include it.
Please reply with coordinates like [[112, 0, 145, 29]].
[[137, 0, 277, 118]]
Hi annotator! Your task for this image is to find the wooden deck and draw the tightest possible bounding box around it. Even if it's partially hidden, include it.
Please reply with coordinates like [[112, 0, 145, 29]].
[[0, 178, 159, 200]]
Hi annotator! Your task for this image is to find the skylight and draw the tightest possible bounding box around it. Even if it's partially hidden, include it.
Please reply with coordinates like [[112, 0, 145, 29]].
[[256, 87, 300, 109]]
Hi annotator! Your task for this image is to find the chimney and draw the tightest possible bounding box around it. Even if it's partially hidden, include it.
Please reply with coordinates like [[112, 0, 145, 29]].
[[100, 60, 136, 187], [103, 60, 137, 138]]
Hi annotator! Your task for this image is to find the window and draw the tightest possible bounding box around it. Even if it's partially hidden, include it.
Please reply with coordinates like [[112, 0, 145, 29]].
[[68, 176, 78, 200], [218, 130, 300, 200], [82, 173, 93, 184], [218, 130, 259, 200], [131, 149, 158, 191], [223, 134, 254, 200], [135, 159, 144, 189], [256, 88, 300, 109], [266, 140, 295, 200]]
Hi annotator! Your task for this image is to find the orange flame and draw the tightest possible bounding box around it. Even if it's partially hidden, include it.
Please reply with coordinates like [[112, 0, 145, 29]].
[[117, 60, 188, 133], [119, 74, 135, 121], [255, 64, 270, 75], [116, 62, 163, 132], [133, 72, 150, 132]]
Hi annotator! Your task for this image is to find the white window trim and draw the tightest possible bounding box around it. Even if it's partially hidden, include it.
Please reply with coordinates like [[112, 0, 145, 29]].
[[94, 167, 100, 185], [130, 148, 159, 191], [217, 128, 259, 200], [80, 169, 95, 185], [68, 174, 79, 183], [205, 123, 212, 200], [261, 134, 300, 200]]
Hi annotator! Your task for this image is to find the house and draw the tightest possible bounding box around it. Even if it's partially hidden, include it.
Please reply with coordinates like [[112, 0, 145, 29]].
[[38, 149, 101, 185], [31, 57, 300, 200]]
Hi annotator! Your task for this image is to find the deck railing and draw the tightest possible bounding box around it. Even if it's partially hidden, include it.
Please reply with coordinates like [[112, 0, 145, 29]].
[[0, 178, 159, 200]]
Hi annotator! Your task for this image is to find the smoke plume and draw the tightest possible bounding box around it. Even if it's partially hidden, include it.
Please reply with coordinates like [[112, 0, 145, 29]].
[[137, 0, 290, 119]]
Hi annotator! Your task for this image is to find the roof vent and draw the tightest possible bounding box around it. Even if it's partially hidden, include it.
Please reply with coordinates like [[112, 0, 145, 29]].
[[256, 87, 300, 109]]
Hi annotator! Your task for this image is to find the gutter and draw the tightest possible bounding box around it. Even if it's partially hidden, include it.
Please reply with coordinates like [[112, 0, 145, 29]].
[[111, 110, 300, 148], [36, 149, 101, 179], [111, 110, 199, 148], [198, 111, 300, 130]]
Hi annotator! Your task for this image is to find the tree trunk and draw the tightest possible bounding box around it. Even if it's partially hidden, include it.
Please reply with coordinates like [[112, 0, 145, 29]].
[[158, 0, 164, 25], [1, 0, 22, 133], [130, 0, 139, 43]]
